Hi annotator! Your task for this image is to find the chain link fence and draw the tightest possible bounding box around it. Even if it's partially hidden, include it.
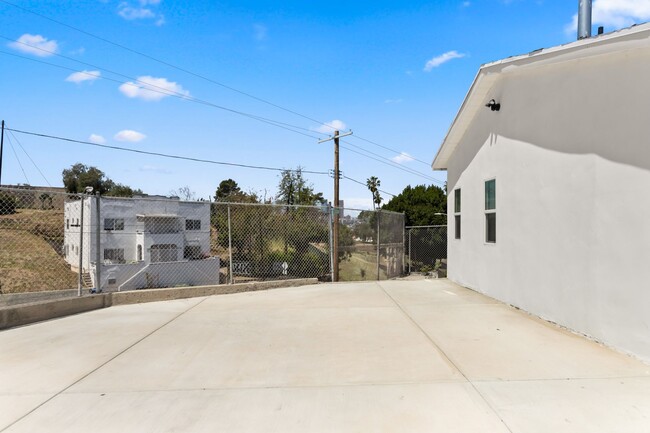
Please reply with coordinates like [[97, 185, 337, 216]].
[[337, 209, 405, 281], [1, 186, 406, 305], [406, 225, 447, 276]]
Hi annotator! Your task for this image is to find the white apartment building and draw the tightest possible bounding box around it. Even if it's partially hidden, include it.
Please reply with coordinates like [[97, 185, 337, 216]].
[[64, 195, 218, 291]]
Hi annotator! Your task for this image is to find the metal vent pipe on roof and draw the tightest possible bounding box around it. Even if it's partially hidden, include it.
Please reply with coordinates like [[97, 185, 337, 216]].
[[578, 0, 592, 40]]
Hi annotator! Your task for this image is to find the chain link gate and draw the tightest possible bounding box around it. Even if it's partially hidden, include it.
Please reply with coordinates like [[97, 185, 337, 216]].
[[406, 225, 447, 277]]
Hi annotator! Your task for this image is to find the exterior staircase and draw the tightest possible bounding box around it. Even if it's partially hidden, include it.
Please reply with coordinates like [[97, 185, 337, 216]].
[[81, 273, 94, 289]]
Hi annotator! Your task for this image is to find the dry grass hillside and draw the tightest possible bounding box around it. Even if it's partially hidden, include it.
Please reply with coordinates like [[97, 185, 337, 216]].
[[0, 209, 76, 293]]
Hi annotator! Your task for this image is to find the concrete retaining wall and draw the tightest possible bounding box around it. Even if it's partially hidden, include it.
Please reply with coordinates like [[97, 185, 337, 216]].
[[0, 278, 318, 330]]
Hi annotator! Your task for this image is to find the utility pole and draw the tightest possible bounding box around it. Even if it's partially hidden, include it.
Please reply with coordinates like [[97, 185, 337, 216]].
[[318, 129, 353, 282], [0, 120, 4, 186]]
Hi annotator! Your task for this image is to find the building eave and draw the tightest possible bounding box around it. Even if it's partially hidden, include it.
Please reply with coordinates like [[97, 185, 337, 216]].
[[432, 22, 650, 171]]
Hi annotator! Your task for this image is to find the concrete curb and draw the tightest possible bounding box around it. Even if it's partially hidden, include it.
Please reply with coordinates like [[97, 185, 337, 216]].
[[0, 294, 111, 330], [110, 278, 318, 305], [0, 278, 318, 330]]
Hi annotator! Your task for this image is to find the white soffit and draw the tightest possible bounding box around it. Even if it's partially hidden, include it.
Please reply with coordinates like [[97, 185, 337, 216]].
[[431, 22, 650, 171]]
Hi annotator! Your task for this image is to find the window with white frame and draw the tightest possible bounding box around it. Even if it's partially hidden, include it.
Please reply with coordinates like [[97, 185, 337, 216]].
[[185, 219, 201, 230], [454, 188, 461, 239], [184, 245, 202, 259], [104, 248, 125, 263], [485, 179, 496, 243], [104, 218, 125, 231]]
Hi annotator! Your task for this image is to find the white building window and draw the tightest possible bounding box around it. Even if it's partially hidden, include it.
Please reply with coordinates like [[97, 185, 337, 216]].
[[104, 218, 125, 231], [185, 219, 201, 230], [184, 245, 202, 260], [104, 248, 125, 263], [454, 188, 461, 240], [150, 244, 177, 263], [485, 179, 496, 243]]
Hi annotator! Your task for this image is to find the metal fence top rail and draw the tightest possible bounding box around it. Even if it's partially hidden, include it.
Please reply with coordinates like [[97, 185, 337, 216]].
[[406, 225, 447, 229]]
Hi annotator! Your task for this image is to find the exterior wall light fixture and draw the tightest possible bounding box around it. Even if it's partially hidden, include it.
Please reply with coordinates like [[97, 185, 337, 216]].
[[485, 99, 501, 111]]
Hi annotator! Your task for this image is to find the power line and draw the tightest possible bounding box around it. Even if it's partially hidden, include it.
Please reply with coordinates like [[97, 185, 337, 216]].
[[7, 126, 51, 186], [0, 0, 338, 132], [340, 139, 442, 183], [2, 48, 442, 184], [5, 133, 30, 184], [342, 175, 395, 198], [7, 126, 401, 197], [349, 135, 433, 167], [6, 127, 330, 176], [0, 47, 323, 140], [339, 143, 442, 184], [0, 0, 435, 167], [1, 36, 439, 179]]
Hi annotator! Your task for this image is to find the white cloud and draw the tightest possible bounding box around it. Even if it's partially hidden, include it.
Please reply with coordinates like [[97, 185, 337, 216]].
[[384, 98, 403, 104], [462, 1, 471, 7], [424, 50, 465, 71], [391, 152, 415, 163], [65, 70, 101, 83], [315, 119, 347, 134], [119, 76, 190, 101], [566, 0, 650, 34], [88, 134, 106, 144], [119, 6, 155, 20], [114, 130, 146, 142], [8, 34, 58, 57], [253, 24, 268, 41], [118, 1, 164, 24]]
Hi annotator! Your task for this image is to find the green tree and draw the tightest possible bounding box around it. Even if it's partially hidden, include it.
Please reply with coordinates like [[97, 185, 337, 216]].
[[366, 176, 382, 210], [215, 179, 240, 201], [62, 163, 142, 196], [106, 184, 144, 198], [62, 163, 110, 194], [276, 167, 325, 205], [382, 184, 447, 226], [214, 179, 258, 203]]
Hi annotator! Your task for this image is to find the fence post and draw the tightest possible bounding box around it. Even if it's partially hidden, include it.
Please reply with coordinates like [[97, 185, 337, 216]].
[[328, 203, 334, 281], [95, 194, 101, 293], [376, 210, 381, 280], [77, 196, 84, 296], [402, 222, 406, 276], [408, 228, 412, 274], [227, 204, 233, 285]]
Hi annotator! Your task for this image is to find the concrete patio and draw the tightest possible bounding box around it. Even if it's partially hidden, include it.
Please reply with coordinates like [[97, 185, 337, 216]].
[[1, 279, 649, 432]]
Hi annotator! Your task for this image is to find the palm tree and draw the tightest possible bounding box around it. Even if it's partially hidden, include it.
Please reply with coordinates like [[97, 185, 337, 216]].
[[366, 176, 383, 210]]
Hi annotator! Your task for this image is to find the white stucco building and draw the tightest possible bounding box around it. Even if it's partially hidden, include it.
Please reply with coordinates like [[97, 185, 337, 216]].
[[433, 23, 650, 361], [64, 195, 219, 291]]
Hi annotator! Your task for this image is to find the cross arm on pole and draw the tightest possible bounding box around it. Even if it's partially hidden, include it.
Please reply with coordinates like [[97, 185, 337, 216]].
[[317, 130, 353, 144]]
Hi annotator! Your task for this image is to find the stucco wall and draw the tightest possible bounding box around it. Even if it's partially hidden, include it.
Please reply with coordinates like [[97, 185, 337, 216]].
[[446, 46, 650, 361]]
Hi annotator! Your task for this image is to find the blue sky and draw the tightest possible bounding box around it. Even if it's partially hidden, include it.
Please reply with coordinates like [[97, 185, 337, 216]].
[[1, 0, 649, 208]]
